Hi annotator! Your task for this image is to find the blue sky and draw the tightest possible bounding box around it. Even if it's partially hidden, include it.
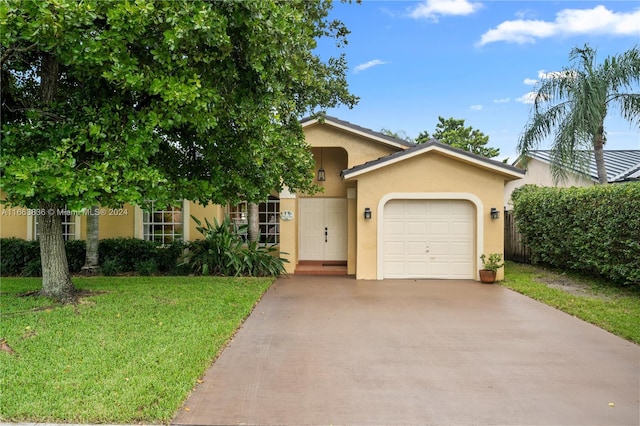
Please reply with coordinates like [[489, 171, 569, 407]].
[[315, 0, 640, 162]]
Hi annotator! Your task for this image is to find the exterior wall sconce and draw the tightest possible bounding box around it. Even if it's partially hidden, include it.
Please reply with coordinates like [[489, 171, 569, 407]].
[[490, 208, 500, 220], [364, 207, 372, 220], [317, 148, 326, 181]]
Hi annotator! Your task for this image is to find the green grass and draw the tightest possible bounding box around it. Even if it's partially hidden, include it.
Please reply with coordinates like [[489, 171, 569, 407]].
[[0, 276, 273, 423], [502, 262, 640, 344]]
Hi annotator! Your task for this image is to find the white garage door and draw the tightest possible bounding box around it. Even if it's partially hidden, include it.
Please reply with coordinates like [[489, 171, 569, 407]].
[[383, 199, 475, 279]]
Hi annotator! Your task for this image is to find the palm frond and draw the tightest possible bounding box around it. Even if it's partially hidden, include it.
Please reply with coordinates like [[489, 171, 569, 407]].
[[518, 101, 571, 155], [601, 45, 640, 91], [615, 93, 640, 127]]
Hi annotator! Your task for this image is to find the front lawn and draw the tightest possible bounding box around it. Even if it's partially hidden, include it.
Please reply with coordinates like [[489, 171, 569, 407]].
[[0, 276, 273, 423], [502, 262, 640, 344]]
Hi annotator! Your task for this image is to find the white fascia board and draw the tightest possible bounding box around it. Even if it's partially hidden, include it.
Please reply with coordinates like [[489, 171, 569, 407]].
[[344, 145, 525, 180]]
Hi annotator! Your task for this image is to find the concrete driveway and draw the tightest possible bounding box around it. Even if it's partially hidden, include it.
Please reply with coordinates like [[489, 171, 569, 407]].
[[173, 276, 639, 426]]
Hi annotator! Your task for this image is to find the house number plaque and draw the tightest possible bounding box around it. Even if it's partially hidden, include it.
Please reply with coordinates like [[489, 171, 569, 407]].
[[280, 210, 294, 221]]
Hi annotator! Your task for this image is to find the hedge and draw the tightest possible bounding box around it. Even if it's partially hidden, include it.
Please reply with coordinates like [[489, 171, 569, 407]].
[[511, 183, 640, 287], [0, 238, 185, 276]]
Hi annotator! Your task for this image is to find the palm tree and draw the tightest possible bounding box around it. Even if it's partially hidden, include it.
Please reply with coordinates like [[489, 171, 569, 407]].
[[82, 207, 100, 274], [519, 44, 640, 184]]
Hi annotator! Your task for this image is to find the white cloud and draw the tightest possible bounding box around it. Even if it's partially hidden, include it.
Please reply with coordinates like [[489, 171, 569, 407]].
[[493, 98, 511, 103], [410, 0, 483, 22], [523, 78, 537, 85], [515, 9, 537, 20], [516, 92, 537, 104], [478, 5, 640, 45], [353, 59, 388, 73], [537, 69, 578, 80], [470, 104, 483, 110]]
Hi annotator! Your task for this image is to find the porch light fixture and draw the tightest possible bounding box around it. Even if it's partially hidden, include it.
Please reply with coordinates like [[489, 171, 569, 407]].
[[490, 208, 500, 220], [317, 148, 326, 181], [364, 207, 372, 220]]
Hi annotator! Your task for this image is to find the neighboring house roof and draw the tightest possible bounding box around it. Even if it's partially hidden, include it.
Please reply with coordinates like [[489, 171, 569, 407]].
[[516, 150, 640, 183], [300, 115, 415, 150], [341, 139, 524, 180]]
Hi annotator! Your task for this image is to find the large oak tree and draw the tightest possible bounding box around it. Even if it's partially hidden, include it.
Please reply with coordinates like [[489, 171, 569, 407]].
[[1, 0, 358, 301]]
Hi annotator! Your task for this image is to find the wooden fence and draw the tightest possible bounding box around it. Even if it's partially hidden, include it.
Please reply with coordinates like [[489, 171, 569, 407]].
[[504, 210, 531, 263]]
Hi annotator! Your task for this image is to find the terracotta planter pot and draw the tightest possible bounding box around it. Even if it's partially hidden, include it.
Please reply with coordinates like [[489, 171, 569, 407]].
[[479, 269, 496, 284]]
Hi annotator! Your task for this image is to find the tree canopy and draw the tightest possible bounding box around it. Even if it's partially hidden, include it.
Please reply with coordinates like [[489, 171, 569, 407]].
[[0, 0, 358, 300], [518, 44, 640, 184], [416, 116, 499, 158], [1, 0, 358, 210]]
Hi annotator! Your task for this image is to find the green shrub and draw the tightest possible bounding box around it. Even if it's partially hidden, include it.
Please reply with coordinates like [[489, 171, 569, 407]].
[[0, 237, 184, 276], [0, 238, 39, 276], [101, 259, 121, 276], [22, 259, 42, 277], [135, 259, 158, 276], [65, 239, 86, 273], [0, 238, 84, 276], [512, 183, 640, 287], [182, 215, 287, 277], [98, 238, 159, 272], [155, 241, 186, 274]]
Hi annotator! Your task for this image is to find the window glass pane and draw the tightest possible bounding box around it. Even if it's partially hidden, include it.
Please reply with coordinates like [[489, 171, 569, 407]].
[[227, 197, 280, 245], [142, 201, 183, 245]]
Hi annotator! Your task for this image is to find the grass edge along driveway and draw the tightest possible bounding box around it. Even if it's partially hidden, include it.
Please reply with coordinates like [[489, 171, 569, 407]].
[[0, 276, 273, 424], [502, 262, 640, 345]]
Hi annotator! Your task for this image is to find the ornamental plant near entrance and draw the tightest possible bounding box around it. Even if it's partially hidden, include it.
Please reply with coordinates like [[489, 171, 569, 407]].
[[479, 253, 505, 283]]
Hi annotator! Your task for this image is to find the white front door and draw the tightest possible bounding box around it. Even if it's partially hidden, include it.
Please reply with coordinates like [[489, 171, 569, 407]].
[[383, 199, 475, 279], [299, 198, 347, 261]]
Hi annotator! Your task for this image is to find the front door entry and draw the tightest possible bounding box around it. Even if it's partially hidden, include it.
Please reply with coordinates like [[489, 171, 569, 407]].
[[299, 198, 347, 261]]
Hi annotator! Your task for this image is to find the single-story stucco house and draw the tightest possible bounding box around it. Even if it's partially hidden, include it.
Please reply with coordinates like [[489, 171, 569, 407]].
[[504, 149, 640, 210], [1, 116, 525, 281]]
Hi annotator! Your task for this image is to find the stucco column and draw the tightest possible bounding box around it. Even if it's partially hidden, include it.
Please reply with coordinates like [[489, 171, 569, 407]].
[[279, 187, 297, 274]]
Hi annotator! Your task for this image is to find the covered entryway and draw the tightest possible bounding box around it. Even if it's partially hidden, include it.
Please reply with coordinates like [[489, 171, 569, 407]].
[[383, 199, 475, 279], [299, 198, 347, 261]]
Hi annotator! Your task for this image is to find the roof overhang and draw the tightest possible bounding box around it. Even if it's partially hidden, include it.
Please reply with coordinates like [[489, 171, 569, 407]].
[[301, 115, 413, 151], [342, 140, 525, 181]]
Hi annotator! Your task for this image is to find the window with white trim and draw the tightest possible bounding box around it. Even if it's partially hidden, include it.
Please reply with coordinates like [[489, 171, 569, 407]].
[[142, 202, 184, 244], [33, 210, 78, 241], [227, 197, 280, 245]]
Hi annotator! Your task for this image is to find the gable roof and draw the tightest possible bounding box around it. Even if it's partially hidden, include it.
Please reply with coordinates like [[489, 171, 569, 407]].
[[300, 115, 414, 150], [341, 139, 525, 180], [519, 150, 640, 183]]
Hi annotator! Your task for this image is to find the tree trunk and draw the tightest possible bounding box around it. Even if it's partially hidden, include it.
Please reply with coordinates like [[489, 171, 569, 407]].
[[247, 203, 260, 243], [593, 127, 608, 185], [39, 203, 76, 301], [38, 53, 76, 301], [82, 207, 100, 274]]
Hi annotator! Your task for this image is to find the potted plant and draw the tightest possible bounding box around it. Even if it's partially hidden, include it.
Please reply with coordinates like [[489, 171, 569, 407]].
[[479, 253, 504, 284]]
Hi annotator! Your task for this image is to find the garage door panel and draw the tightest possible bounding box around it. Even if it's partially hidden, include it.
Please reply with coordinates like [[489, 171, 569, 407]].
[[407, 241, 426, 255], [383, 199, 475, 279], [407, 221, 428, 235], [429, 241, 450, 255], [405, 201, 428, 216], [385, 220, 405, 235], [429, 222, 450, 236], [386, 241, 405, 255], [407, 261, 428, 276], [451, 221, 473, 235], [450, 241, 473, 254]]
